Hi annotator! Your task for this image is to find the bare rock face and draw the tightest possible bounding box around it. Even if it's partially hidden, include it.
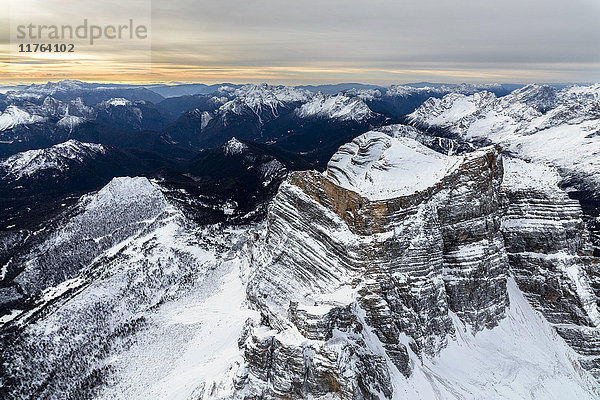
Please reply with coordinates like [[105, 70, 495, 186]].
[[240, 133, 510, 399], [500, 157, 600, 378]]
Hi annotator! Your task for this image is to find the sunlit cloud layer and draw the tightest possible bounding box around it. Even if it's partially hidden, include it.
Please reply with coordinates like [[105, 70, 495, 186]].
[[1, 0, 599, 84]]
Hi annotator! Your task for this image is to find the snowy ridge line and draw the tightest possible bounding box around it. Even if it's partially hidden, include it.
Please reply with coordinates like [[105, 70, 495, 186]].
[[1, 139, 106, 179], [408, 83, 600, 192]]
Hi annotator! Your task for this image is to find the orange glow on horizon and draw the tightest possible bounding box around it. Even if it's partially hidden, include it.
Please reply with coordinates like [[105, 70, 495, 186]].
[[0, 58, 589, 86]]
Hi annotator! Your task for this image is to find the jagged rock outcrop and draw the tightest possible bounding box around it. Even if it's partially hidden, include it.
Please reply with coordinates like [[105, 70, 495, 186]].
[[241, 132, 510, 398], [501, 157, 600, 378]]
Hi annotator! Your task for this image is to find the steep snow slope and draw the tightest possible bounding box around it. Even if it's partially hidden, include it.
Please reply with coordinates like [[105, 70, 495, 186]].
[[0, 106, 47, 131], [96, 256, 256, 400], [2, 177, 171, 299], [373, 124, 477, 155], [396, 278, 598, 399], [409, 91, 497, 127]]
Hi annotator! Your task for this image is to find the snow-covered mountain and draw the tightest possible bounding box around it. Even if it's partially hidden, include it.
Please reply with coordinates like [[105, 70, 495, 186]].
[[2, 79, 517, 161], [0, 96, 174, 158], [0, 95, 160, 130], [161, 84, 314, 147], [202, 83, 315, 129], [222, 84, 313, 114], [408, 84, 600, 193], [0, 139, 105, 180], [2, 81, 600, 399], [6, 80, 164, 105], [348, 83, 515, 117], [0, 139, 169, 231], [0, 106, 47, 131], [3, 124, 600, 399], [162, 84, 385, 157], [295, 92, 375, 122], [222, 136, 248, 155], [190, 83, 377, 126]]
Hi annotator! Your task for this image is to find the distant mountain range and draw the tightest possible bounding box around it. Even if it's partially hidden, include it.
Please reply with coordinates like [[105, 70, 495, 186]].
[[1, 79, 600, 400]]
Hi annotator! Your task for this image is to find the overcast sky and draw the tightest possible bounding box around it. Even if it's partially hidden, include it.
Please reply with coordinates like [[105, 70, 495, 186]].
[[1, 0, 599, 84]]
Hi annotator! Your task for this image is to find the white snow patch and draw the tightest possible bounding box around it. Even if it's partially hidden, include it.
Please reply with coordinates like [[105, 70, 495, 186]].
[[104, 98, 131, 107], [41, 276, 85, 302], [394, 278, 599, 399], [326, 132, 462, 200], [502, 156, 561, 190], [0, 105, 46, 131], [0, 309, 22, 325]]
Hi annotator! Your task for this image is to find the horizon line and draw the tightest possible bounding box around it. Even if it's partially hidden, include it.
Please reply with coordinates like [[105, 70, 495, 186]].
[[1, 78, 597, 88]]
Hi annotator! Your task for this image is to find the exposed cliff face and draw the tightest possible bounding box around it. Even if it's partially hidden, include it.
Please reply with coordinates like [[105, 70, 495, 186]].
[[501, 157, 600, 379], [240, 133, 514, 398], [2, 130, 599, 399], [227, 125, 600, 399]]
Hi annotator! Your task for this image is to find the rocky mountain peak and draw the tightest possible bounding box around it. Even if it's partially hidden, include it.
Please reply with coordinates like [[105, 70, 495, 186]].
[[0, 105, 47, 131], [222, 137, 248, 155], [1, 140, 105, 179], [295, 92, 374, 121]]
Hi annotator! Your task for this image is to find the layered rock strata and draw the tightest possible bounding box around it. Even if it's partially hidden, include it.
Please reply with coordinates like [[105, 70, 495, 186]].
[[240, 133, 510, 398]]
